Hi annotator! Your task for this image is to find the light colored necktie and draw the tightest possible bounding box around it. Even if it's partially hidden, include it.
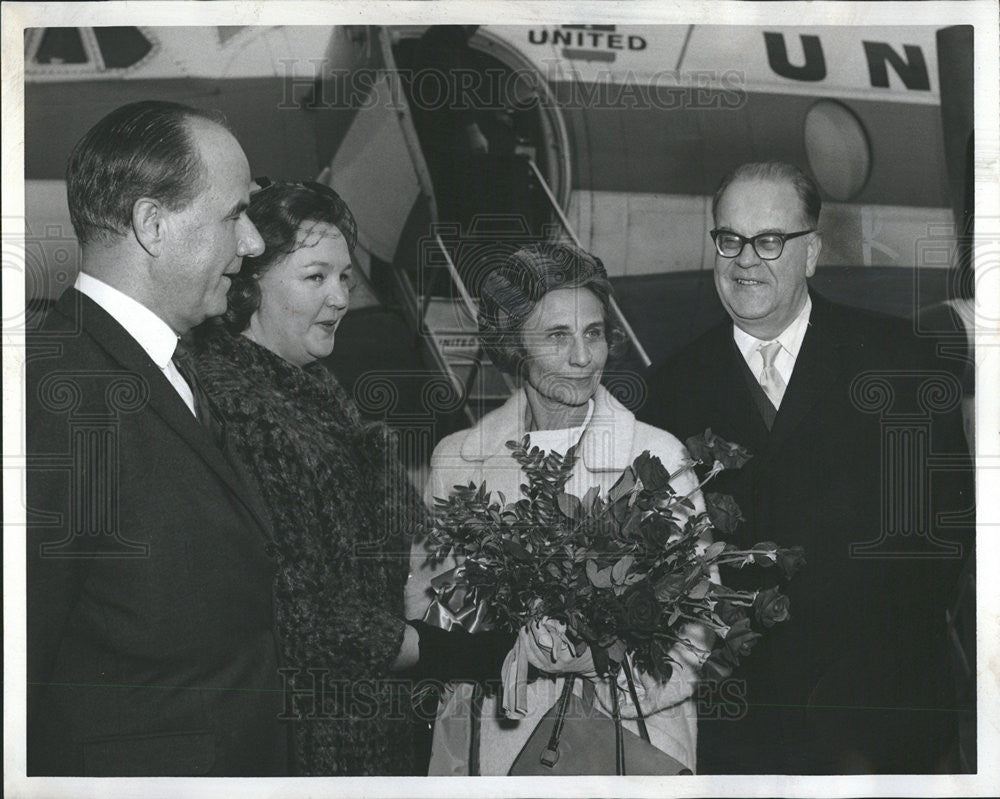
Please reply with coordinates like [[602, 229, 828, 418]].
[[757, 341, 786, 408]]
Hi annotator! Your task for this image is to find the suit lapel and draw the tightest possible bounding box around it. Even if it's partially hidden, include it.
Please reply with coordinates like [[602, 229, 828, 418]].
[[709, 327, 770, 456], [57, 290, 274, 538], [766, 294, 845, 455], [219, 429, 276, 535]]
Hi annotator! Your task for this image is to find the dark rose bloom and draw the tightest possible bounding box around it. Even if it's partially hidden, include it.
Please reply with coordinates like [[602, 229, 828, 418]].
[[653, 573, 686, 603], [684, 432, 714, 465], [751, 541, 778, 567], [777, 545, 807, 579], [623, 583, 663, 632], [723, 617, 762, 662], [637, 515, 675, 550], [705, 492, 744, 535], [633, 450, 672, 491], [753, 586, 791, 628], [589, 594, 627, 647], [685, 428, 753, 470], [714, 598, 745, 626]]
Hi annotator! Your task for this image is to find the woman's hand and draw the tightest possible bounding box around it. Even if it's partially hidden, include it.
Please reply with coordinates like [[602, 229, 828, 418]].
[[598, 627, 710, 719], [520, 618, 596, 677], [398, 621, 516, 681], [617, 661, 696, 718]]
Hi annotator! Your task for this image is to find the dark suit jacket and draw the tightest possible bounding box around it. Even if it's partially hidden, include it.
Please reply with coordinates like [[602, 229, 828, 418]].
[[26, 288, 289, 776], [641, 293, 972, 774]]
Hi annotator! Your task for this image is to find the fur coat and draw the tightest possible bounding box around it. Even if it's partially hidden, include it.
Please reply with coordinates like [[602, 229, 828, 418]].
[[195, 329, 422, 775]]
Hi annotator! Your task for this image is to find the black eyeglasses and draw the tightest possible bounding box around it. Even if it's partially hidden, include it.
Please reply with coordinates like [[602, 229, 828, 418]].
[[710, 228, 814, 261], [251, 177, 358, 250]]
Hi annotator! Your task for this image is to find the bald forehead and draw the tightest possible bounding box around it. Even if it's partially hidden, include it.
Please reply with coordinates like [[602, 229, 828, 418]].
[[717, 178, 810, 229], [185, 117, 242, 158], [185, 117, 251, 194], [172, 117, 217, 196]]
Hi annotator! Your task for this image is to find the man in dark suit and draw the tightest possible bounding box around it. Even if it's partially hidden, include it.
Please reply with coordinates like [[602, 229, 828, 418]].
[[642, 162, 972, 773], [26, 101, 287, 775]]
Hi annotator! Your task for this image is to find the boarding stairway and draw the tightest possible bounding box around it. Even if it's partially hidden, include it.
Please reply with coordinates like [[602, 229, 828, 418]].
[[321, 24, 649, 426]]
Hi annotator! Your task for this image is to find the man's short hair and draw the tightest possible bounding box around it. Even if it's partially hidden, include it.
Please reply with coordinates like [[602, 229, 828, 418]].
[[712, 162, 822, 229], [66, 100, 229, 245]]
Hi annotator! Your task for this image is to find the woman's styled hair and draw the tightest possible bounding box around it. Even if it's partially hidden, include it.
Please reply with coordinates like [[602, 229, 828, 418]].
[[223, 181, 358, 333], [478, 242, 627, 378]]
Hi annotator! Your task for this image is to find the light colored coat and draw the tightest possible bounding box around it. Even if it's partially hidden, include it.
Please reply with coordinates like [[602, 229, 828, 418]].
[[407, 386, 709, 775]]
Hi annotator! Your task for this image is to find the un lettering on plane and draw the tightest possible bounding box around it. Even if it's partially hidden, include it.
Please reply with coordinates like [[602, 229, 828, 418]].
[[766, 32, 930, 90]]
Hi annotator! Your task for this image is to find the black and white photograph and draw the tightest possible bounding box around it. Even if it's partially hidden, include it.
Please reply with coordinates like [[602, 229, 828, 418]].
[[3, 1, 998, 797]]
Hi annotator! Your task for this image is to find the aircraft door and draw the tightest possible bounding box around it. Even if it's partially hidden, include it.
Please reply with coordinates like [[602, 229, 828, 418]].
[[390, 26, 572, 253]]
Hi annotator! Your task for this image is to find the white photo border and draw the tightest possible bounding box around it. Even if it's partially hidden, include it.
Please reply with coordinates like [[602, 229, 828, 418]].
[[4, 2, 998, 797]]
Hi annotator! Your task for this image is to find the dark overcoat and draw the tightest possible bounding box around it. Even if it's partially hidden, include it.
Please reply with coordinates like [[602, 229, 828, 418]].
[[641, 292, 973, 773], [27, 289, 288, 776]]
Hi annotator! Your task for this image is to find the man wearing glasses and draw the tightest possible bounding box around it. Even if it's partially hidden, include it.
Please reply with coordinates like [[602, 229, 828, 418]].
[[642, 162, 970, 774]]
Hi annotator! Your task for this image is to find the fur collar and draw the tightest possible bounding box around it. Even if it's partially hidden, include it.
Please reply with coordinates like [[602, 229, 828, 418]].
[[195, 329, 363, 432]]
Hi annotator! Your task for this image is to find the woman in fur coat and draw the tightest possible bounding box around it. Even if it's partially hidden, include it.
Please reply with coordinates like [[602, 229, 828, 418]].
[[193, 180, 517, 775]]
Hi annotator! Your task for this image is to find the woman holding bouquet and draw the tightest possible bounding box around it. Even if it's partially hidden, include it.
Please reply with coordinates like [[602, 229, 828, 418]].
[[406, 242, 712, 775], [192, 180, 517, 775]]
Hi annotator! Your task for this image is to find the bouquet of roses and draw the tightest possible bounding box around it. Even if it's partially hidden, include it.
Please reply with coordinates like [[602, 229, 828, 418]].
[[419, 429, 805, 686]]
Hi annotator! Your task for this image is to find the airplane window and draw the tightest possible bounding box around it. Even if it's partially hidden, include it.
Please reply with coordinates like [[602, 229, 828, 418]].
[[33, 28, 88, 65], [93, 27, 153, 69], [804, 100, 872, 202]]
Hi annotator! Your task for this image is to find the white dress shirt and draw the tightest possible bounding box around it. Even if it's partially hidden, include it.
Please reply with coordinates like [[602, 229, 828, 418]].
[[74, 272, 197, 416], [732, 295, 812, 408]]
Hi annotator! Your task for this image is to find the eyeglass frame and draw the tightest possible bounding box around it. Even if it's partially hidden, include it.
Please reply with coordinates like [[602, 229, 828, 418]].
[[709, 228, 815, 261]]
